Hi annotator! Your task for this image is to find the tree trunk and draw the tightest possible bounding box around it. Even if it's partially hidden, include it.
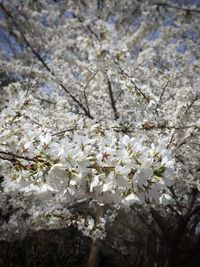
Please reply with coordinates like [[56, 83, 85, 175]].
[[87, 206, 104, 267], [87, 238, 102, 267]]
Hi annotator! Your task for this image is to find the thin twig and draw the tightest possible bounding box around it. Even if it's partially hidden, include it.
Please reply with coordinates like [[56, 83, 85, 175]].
[[52, 126, 77, 137], [184, 95, 198, 114], [156, 2, 200, 14], [154, 81, 169, 114], [114, 61, 149, 101], [33, 96, 56, 105], [82, 72, 98, 115], [114, 90, 124, 104]]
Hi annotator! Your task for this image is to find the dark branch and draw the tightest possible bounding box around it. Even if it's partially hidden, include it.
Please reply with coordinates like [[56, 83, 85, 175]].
[[156, 2, 200, 14], [0, 151, 38, 163], [106, 75, 119, 120]]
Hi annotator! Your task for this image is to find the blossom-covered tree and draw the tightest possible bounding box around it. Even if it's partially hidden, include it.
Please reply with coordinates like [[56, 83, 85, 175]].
[[0, 0, 200, 266]]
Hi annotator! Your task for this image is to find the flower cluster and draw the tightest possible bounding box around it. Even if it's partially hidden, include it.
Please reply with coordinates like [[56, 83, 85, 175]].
[[0, 122, 174, 206]]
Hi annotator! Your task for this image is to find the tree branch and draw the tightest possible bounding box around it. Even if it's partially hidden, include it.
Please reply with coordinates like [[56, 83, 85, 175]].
[[106, 75, 119, 120], [156, 2, 200, 14]]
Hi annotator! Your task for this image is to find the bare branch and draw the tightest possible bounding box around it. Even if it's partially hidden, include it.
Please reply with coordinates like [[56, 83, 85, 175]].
[[184, 95, 198, 114], [0, 150, 38, 163], [82, 72, 98, 115], [156, 2, 200, 14], [106, 75, 119, 120], [114, 61, 149, 101], [114, 89, 124, 104], [52, 126, 77, 137], [154, 81, 169, 115]]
